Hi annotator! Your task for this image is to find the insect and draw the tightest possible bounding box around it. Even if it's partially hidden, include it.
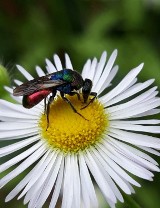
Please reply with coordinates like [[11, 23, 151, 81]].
[[13, 69, 97, 128]]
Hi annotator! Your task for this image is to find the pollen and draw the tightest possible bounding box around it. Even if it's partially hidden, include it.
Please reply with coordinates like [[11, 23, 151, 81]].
[[39, 95, 109, 153]]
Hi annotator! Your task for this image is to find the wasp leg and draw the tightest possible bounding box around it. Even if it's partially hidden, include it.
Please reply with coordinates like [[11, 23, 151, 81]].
[[81, 92, 97, 110], [44, 97, 47, 114], [60, 92, 88, 120], [68, 91, 81, 100], [46, 91, 56, 130]]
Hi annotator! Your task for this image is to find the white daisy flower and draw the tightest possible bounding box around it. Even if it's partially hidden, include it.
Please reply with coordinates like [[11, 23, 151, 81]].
[[0, 50, 160, 208]]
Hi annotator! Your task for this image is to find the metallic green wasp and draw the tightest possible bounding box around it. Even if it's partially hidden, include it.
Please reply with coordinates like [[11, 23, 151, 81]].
[[13, 69, 97, 127]]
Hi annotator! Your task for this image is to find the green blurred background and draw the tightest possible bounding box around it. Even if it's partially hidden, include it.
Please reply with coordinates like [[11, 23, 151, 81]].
[[0, 0, 160, 207]]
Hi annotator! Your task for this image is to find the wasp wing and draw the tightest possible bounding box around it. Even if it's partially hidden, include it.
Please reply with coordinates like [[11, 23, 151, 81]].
[[13, 76, 67, 96]]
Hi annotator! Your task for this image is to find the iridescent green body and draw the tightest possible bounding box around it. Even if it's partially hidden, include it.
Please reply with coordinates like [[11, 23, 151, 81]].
[[50, 69, 84, 93]]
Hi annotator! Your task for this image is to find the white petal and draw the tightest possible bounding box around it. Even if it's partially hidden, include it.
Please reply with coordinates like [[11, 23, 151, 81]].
[[100, 63, 144, 105], [0, 116, 37, 124], [97, 143, 140, 186], [49, 158, 64, 208], [25, 152, 58, 205], [108, 138, 159, 172], [87, 58, 97, 81], [0, 141, 43, 173], [4, 86, 13, 93], [98, 65, 119, 95], [123, 180, 135, 194], [0, 99, 38, 116], [107, 86, 158, 113], [0, 143, 46, 188], [65, 53, 73, 69], [4, 86, 22, 103], [0, 121, 37, 131], [45, 59, 57, 73], [93, 50, 117, 93], [131, 109, 160, 118], [0, 135, 40, 157], [4, 85, 22, 103], [72, 155, 81, 208], [81, 175, 91, 208], [110, 99, 160, 120], [81, 59, 91, 79], [0, 112, 38, 122], [92, 51, 107, 87], [138, 146, 160, 156], [106, 79, 155, 106], [61, 155, 74, 208], [107, 131, 159, 165], [35, 154, 63, 208], [144, 91, 159, 102], [103, 172, 124, 203], [16, 65, 33, 80], [36, 66, 45, 76], [92, 149, 130, 196], [110, 121, 160, 134], [108, 128, 160, 148], [122, 78, 138, 92], [103, 140, 154, 180], [53, 54, 63, 71], [18, 150, 54, 200], [14, 79, 23, 85], [0, 128, 38, 140], [85, 150, 117, 204], [111, 119, 160, 125], [5, 150, 50, 202], [79, 154, 98, 208], [9, 96, 22, 104]]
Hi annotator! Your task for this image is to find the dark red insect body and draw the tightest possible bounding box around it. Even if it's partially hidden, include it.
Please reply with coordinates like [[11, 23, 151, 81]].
[[23, 89, 51, 109]]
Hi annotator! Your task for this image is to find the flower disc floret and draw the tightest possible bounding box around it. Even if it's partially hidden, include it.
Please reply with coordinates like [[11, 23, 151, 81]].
[[39, 95, 108, 153]]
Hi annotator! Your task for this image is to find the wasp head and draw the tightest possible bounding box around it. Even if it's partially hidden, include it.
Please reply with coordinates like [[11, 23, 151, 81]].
[[82, 79, 92, 103]]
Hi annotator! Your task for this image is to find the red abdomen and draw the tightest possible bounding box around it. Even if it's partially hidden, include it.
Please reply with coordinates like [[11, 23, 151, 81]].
[[23, 90, 51, 108]]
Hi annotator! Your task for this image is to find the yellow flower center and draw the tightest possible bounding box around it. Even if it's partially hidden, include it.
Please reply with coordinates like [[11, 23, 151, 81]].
[[39, 95, 109, 153]]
